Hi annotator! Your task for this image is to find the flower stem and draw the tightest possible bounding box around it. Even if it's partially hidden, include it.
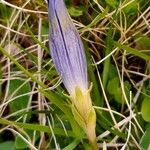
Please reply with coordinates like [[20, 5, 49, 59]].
[[90, 139, 99, 150], [86, 122, 98, 150]]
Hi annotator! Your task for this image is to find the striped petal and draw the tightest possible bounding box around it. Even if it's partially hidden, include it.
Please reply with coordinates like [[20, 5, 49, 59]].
[[47, 0, 88, 96]]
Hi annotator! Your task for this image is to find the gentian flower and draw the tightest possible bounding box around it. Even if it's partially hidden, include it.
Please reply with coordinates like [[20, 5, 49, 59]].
[[47, 0, 98, 149], [47, 0, 88, 97]]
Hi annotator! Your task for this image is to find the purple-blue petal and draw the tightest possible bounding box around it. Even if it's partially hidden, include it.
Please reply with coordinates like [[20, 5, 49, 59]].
[[47, 0, 88, 95]]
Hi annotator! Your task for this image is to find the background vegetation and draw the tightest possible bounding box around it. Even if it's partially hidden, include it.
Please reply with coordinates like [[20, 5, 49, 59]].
[[0, 0, 150, 149]]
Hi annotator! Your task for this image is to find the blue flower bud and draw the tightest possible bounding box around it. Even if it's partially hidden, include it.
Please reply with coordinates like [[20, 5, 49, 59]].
[[47, 0, 88, 97]]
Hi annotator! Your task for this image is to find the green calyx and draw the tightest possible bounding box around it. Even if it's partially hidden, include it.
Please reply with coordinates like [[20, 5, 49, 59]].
[[70, 85, 98, 149], [71, 84, 96, 133]]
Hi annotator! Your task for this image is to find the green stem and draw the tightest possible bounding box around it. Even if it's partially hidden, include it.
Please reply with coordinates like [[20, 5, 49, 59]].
[[90, 139, 98, 150], [86, 123, 98, 150]]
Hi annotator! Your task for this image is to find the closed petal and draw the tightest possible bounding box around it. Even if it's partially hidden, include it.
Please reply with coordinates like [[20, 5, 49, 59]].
[[48, 0, 88, 96]]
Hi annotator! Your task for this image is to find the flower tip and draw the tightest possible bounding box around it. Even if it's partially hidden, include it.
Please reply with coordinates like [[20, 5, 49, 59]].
[[45, 0, 48, 4]]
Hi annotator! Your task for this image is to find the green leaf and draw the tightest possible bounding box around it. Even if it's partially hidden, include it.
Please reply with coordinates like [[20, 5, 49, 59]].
[[97, 111, 127, 139], [108, 64, 118, 79], [107, 77, 131, 104], [123, 0, 138, 15], [15, 130, 40, 149], [141, 97, 150, 122], [9, 79, 31, 113], [0, 3, 12, 20], [107, 77, 119, 95], [15, 136, 28, 149], [82, 141, 92, 150], [68, 7, 83, 17], [102, 27, 113, 88], [105, 0, 118, 8], [136, 36, 150, 50], [107, 77, 124, 103], [0, 141, 14, 150], [140, 127, 150, 150], [42, 22, 49, 35], [62, 139, 80, 150]]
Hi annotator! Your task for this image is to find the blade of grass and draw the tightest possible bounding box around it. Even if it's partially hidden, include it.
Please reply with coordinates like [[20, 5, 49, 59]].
[[0, 118, 74, 137], [62, 139, 80, 150], [80, 8, 108, 32], [114, 41, 150, 61], [85, 43, 103, 106], [102, 27, 113, 88]]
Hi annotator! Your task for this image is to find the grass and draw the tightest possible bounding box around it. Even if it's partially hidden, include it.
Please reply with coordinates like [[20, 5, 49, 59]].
[[0, 0, 150, 149]]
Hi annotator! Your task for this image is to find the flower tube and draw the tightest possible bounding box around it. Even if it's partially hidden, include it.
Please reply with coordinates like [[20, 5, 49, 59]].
[[47, 0, 98, 149]]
